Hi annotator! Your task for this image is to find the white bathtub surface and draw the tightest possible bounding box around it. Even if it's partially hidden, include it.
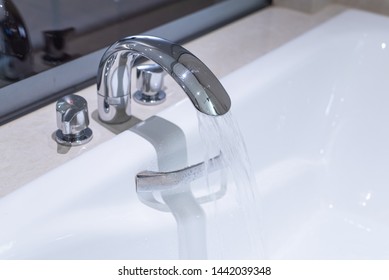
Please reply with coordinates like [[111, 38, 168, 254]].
[[1, 9, 389, 259], [159, 9, 389, 259]]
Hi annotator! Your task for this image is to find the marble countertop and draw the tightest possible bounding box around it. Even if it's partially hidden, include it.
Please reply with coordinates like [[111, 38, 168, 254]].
[[0, 5, 348, 197]]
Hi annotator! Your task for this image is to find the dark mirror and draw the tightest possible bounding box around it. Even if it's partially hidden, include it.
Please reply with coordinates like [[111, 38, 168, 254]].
[[0, 0, 224, 87]]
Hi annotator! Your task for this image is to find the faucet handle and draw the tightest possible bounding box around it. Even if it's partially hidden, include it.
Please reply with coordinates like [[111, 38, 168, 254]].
[[55, 94, 93, 146], [134, 64, 166, 105]]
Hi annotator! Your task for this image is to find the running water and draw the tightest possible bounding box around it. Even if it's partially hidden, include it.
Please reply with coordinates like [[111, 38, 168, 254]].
[[197, 111, 265, 259]]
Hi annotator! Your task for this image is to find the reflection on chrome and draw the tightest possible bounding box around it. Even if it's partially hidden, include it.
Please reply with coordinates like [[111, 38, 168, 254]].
[[97, 35, 231, 123]]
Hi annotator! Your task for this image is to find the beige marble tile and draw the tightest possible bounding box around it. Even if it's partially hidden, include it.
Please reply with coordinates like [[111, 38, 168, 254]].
[[274, 0, 389, 17], [336, 0, 389, 16], [274, 0, 332, 13]]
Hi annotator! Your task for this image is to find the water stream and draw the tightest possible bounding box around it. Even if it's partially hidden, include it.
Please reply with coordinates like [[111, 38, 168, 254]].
[[134, 113, 265, 259], [197, 111, 265, 259], [133, 116, 208, 259]]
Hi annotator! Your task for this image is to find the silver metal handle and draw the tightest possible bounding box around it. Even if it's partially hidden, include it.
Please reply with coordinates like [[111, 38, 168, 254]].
[[55, 94, 93, 146], [134, 64, 166, 105]]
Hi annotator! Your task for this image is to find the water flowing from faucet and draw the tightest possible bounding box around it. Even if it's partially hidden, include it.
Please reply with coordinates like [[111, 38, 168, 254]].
[[197, 111, 265, 259]]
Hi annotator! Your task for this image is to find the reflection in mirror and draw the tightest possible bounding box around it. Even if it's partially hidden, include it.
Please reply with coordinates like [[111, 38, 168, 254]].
[[1, 0, 223, 87], [0, 0, 33, 82]]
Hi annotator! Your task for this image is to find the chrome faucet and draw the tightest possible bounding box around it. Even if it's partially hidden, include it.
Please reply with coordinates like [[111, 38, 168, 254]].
[[96, 36, 230, 259], [97, 35, 231, 123]]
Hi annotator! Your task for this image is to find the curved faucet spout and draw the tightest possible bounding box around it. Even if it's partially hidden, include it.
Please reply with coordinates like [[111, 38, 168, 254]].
[[97, 35, 231, 123]]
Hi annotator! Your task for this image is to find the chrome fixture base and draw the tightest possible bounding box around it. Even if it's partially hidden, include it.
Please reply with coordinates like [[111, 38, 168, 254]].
[[133, 90, 166, 105], [55, 94, 93, 146], [55, 128, 93, 146]]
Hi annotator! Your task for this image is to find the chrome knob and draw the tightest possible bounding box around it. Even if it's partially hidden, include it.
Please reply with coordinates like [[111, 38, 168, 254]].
[[134, 64, 166, 105], [55, 94, 93, 146]]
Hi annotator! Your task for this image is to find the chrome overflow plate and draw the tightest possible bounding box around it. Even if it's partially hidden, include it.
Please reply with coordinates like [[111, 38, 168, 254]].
[[55, 94, 93, 146]]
